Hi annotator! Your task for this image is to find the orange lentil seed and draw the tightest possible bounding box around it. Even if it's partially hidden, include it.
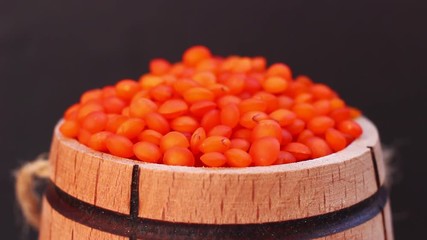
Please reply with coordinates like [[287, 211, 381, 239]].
[[225, 148, 252, 167], [134, 141, 162, 163], [105, 134, 134, 158], [200, 152, 227, 167], [283, 142, 312, 161], [116, 118, 145, 140], [199, 136, 231, 153], [163, 147, 195, 166], [160, 131, 190, 152], [250, 137, 280, 166]]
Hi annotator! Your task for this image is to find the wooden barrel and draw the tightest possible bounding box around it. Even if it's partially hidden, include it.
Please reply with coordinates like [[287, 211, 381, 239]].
[[39, 117, 393, 239]]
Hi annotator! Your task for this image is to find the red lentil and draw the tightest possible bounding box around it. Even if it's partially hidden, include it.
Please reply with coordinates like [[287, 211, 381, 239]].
[[134, 141, 161, 163], [200, 152, 227, 167], [60, 46, 363, 167]]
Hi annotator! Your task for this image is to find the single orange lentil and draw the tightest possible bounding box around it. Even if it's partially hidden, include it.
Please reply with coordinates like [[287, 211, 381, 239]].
[[105, 134, 134, 158], [238, 98, 267, 113], [330, 98, 346, 110], [183, 45, 212, 66], [250, 137, 280, 166], [305, 137, 333, 158], [217, 95, 242, 109], [103, 97, 127, 114], [80, 89, 102, 104], [281, 129, 293, 146], [225, 148, 252, 167], [149, 58, 171, 75], [131, 90, 150, 102], [275, 151, 297, 165], [338, 120, 363, 138], [77, 129, 92, 146], [158, 99, 188, 119], [277, 96, 294, 109], [283, 142, 312, 161], [262, 76, 288, 94], [207, 83, 230, 97], [116, 118, 145, 140], [64, 104, 80, 120], [102, 86, 117, 98], [307, 116, 335, 135], [87, 131, 112, 152], [292, 103, 316, 122], [313, 100, 332, 115], [244, 76, 262, 94], [115, 79, 140, 100], [325, 128, 347, 152], [139, 74, 164, 90], [144, 112, 170, 134], [183, 87, 215, 103], [133, 142, 161, 163], [269, 109, 297, 127], [200, 152, 227, 167], [193, 71, 217, 87], [220, 104, 240, 128], [82, 111, 108, 133], [171, 116, 199, 133], [137, 129, 163, 145], [160, 131, 190, 152], [190, 101, 217, 117], [222, 74, 245, 94], [286, 119, 306, 136], [190, 127, 206, 153], [295, 75, 314, 87], [310, 84, 334, 100], [297, 129, 315, 143], [199, 136, 231, 153], [208, 125, 232, 138], [294, 93, 313, 104], [172, 79, 200, 95], [129, 98, 157, 118], [77, 102, 104, 121], [266, 63, 292, 80], [251, 119, 282, 142], [163, 147, 195, 166], [230, 138, 250, 151], [200, 109, 220, 131], [251, 57, 267, 72], [60, 120, 80, 138], [150, 85, 173, 102], [239, 111, 269, 129]]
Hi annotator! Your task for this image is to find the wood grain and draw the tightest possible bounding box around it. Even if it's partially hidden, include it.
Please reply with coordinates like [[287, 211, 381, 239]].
[[48, 117, 387, 224], [39, 197, 126, 240]]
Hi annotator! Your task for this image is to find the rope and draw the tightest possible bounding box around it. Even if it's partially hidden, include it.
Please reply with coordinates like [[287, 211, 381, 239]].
[[15, 154, 50, 230]]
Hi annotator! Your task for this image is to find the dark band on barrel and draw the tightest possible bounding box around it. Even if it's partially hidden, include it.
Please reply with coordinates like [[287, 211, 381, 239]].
[[45, 181, 388, 240]]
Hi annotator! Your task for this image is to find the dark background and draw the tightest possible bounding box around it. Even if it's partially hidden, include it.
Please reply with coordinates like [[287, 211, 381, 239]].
[[1, 0, 426, 239]]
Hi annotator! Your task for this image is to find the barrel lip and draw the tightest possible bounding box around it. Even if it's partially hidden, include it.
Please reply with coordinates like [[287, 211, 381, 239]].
[[54, 116, 378, 175], [51, 116, 383, 224]]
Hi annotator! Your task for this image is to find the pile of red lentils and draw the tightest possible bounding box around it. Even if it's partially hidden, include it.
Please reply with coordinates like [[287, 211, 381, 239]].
[[60, 46, 362, 167]]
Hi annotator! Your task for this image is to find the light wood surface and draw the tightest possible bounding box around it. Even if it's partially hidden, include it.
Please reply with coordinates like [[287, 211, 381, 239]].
[[48, 117, 386, 224], [39, 197, 126, 240]]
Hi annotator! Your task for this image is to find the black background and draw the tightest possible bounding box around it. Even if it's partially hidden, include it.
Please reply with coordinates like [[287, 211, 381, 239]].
[[1, 0, 426, 239]]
